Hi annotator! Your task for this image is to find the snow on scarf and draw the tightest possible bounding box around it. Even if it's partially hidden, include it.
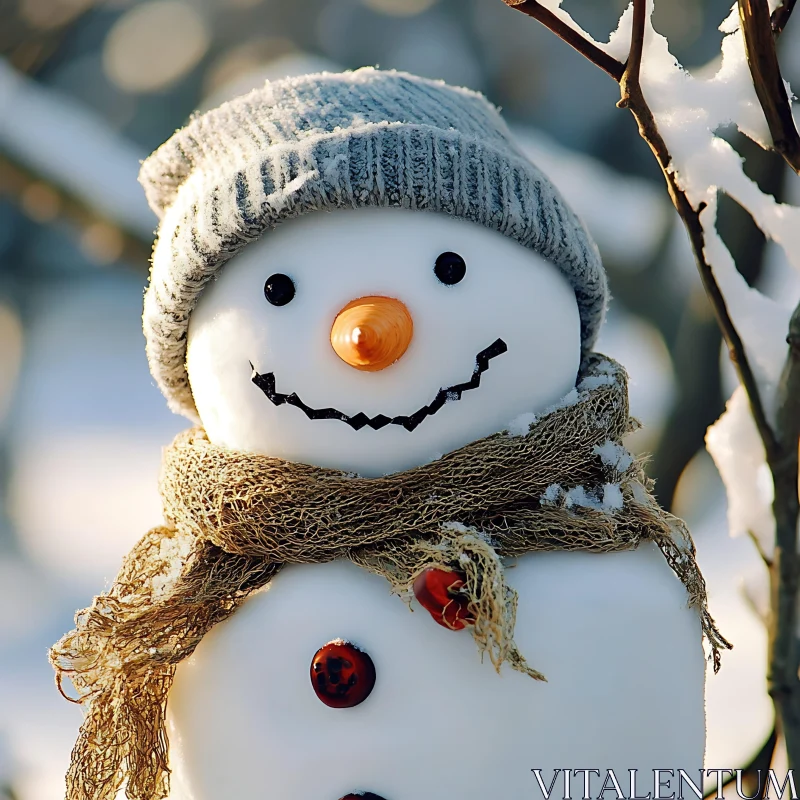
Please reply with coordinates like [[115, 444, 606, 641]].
[[50, 353, 730, 800]]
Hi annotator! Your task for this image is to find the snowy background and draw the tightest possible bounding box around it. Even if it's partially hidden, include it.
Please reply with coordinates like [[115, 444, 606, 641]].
[[0, 0, 798, 796]]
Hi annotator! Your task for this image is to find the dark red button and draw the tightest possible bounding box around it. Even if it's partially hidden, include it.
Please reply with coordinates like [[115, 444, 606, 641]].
[[338, 794, 388, 800], [310, 640, 376, 708], [412, 567, 475, 630]]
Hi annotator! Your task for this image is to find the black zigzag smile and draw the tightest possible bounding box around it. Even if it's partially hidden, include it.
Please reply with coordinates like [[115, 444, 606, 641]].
[[250, 338, 508, 432]]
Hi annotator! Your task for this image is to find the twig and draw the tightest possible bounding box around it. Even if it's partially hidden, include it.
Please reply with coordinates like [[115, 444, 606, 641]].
[[501, 0, 779, 462], [617, 0, 646, 110], [626, 0, 780, 462], [771, 0, 797, 35], [748, 528, 774, 569], [647, 153, 783, 509], [607, 218, 725, 511], [739, 0, 800, 173], [500, 1, 625, 81], [737, 0, 800, 764], [770, 301, 800, 759], [502, 0, 800, 753], [776, 305, 800, 451]]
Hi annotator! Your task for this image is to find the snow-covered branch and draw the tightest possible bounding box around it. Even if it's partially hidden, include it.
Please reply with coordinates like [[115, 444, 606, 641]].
[[501, 1, 625, 80], [739, 0, 800, 173], [772, 0, 797, 34], [502, 0, 800, 767]]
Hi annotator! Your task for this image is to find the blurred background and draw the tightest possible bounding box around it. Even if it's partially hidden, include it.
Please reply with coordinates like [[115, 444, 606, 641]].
[[0, 0, 799, 796]]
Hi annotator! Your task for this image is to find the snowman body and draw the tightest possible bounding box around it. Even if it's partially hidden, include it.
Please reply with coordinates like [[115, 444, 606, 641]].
[[165, 207, 706, 800], [169, 555, 703, 800]]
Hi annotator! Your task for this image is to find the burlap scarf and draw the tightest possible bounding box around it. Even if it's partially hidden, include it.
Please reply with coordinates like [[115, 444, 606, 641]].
[[50, 354, 730, 800]]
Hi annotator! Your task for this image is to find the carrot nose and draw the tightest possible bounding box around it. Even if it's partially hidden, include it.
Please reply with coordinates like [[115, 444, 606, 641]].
[[330, 295, 414, 371]]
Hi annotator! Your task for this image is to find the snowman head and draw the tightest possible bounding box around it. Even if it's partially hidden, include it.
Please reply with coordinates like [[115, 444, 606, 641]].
[[185, 206, 582, 475], [141, 68, 607, 475]]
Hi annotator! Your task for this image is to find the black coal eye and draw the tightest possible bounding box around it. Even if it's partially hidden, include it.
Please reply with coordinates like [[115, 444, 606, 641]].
[[264, 273, 296, 306], [434, 252, 466, 286]]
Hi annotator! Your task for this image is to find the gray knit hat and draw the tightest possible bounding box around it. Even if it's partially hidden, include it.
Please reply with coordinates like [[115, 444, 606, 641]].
[[140, 67, 607, 421]]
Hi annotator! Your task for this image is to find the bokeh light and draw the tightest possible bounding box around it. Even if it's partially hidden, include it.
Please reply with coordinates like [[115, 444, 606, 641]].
[[20, 183, 60, 224], [360, 0, 439, 17], [204, 37, 296, 98], [103, 0, 210, 93], [80, 221, 124, 265]]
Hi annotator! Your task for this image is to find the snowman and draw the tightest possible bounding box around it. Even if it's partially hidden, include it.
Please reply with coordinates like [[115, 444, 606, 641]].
[[51, 69, 728, 800]]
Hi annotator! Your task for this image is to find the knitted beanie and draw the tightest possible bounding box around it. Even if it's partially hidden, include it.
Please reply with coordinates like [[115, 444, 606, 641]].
[[140, 67, 607, 422]]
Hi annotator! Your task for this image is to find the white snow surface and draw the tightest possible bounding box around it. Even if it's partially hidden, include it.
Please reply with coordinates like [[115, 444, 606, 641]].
[[506, 411, 538, 436], [542, 482, 625, 513], [706, 386, 775, 558], [594, 439, 634, 474], [690, 485, 773, 770]]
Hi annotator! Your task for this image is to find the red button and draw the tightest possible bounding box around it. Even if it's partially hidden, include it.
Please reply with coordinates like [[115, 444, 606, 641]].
[[310, 640, 376, 708], [412, 567, 475, 630]]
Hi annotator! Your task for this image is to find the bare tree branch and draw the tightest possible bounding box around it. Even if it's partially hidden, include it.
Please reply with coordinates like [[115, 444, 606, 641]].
[[502, 0, 800, 744], [771, 0, 797, 36], [748, 528, 775, 569], [502, 0, 779, 463], [739, 0, 800, 173], [735, 0, 800, 762], [617, 0, 646, 110], [500, 1, 625, 81], [776, 307, 800, 454], [615, 0, 781, 463], [770, 301, 800, 759]]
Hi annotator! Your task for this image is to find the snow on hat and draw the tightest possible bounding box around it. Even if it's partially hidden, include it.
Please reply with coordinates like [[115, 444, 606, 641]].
[[140, 67, 608, 421]]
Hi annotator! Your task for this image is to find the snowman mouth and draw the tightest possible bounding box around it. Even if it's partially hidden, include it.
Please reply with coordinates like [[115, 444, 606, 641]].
[[250, 338, 508, 432]]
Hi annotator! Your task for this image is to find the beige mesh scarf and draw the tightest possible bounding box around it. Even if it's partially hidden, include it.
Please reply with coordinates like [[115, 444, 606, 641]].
[[50, 354, 730, 800]]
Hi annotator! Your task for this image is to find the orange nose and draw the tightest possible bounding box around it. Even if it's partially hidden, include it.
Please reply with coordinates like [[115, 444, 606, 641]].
[[330, 295, 414, 371]]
